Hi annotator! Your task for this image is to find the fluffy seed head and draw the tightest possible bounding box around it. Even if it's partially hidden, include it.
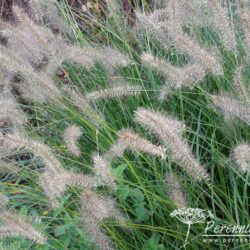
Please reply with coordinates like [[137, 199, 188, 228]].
[[137, 4, 223, 76], [0, 160, 19, 175], [141, 52, 206, 98], [39, 169, 95, 208], [134, 108, 209, 181], [0, 85, 26, 131], [232, 143, 250, 172], [86, 82, 142, 101], [92, 153, 116, 188], [207, 0, 237, 51], [63, 86, 105, 127], [81, 191, 125, 223], [166, 173, 187, 208], [0, 193, 9, 211], [233, 66, 249, 102], [135, 11, 172, 51], [63, 45, 130, 72], [0, 132, 63, 174], [239, 8, 250, 56], [0, 46, 61, 103], [81, 216, 114, 250], [211, 94, 250, 125], [0, 212, 47, 244], [106, 129, 166, 160], [63, 125, 82, 157]]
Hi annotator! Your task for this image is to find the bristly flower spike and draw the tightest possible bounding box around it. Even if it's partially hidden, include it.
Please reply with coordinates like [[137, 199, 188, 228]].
[[63, 125, 82, 157], [86, 82, 142, 101], [232, 143, 250, 172], [106, 128, 166, 160], [63, 86, 105, 127], [166, 173, 187, 208], [207, 0, 237, 52], [211, 94, 250, 125], [134, 108, 209, 181], [0, 212, 47, 244]]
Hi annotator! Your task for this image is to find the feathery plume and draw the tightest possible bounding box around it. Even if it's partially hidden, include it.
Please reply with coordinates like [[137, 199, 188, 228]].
[[62, 45, 131, 72], [136, 8, 222, 76], [86, 83, 142, 101], [0, 212, 46, 244], [81, 191, 125, 223], [211, 94, 250, 124], [82, 216, 114, 250], [6, 6, 130, 73], [167, 0, 208, 26], [207, 0, 237, 51], [167, 0, 183, 28], [136, 2, 206, 41], [1, 5, 130, 106], [135, 11, 172, 51], [13, 5, 54, 42], [106, 129, 166, 160], [0, 46, 61, 102], [28, 0, 72, 34], [0, 84, 26, 131], [63, 86, 105, 127], [0, 133, 96, 206], [0, 132, 63, 173], [179, 0, 208, 26], [232, 143, 250, 172], [92, 153, 116, 188], [141, 53, 206, 95], [63, 125, 82, 157], [0, 132, 94, 207], [136, 0, 199, 44], [12, 6, 54, 57], [39, 169, 95, 207], [1, 25, 46, 67], [0, 132, 95, 206], [134, 108, 209, 181], [233, 66, 249, 102], [0, 193, 9, 211], [27, 0, 44, 22], [0, 160, 19, 175], [166, 173, 187, 208], [168, 27, 223, 76], [238, 7, 250, 55], [0, 139, 17, 160], [80, 190, 126, 249]]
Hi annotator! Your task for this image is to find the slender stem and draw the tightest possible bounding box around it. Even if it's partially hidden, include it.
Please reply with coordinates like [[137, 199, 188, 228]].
[[184, 223, 191, 249]]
